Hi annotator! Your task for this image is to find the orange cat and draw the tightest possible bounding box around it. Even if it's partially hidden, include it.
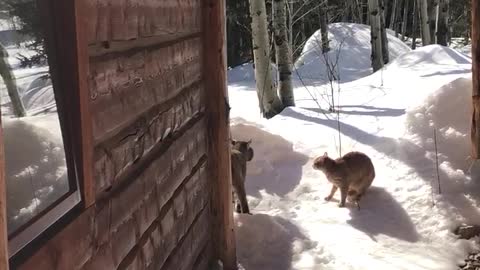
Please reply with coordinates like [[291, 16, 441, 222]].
[[313, 151, 375, 208]]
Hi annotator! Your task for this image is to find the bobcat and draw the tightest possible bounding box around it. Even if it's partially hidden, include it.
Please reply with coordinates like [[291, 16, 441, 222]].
[[313, 151, 375, 208], [231, 139, 254, 214]]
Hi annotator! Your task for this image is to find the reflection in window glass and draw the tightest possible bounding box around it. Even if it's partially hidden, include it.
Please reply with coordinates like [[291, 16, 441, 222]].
[[0, 0, 71, 236]]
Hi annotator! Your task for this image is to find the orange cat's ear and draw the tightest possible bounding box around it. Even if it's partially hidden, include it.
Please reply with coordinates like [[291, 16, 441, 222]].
[[323, 152, 328, 157]]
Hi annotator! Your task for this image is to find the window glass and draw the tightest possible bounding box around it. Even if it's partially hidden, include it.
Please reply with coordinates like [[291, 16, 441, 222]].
[[0, 0, 76, 239]]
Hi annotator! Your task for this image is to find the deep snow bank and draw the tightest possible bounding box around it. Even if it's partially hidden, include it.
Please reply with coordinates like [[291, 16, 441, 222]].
[[228, 22, 412, 88], [406, 77, 472, 172], [388, 44, 471, 69], [3, 117, 68, 234], [295, 23, 411, 84]]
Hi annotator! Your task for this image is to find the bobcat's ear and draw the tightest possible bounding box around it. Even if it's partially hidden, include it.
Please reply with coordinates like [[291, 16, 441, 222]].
[[246, 148, 254, 161], [246, 139, 252, 146], [323, 152, 328, 157]]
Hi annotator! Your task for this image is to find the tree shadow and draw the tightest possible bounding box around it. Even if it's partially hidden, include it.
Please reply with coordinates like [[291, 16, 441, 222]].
[[231, 120, 309, 198], [347, 187, 420, 243], [420, 68, 471, 78], [282, 108, 480, 225], [305, 105, 405, 117], [235, 213, 313, 270]]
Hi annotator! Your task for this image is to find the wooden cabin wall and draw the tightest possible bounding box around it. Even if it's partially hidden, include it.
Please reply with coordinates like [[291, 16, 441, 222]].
[[15, 0, 217, 269]]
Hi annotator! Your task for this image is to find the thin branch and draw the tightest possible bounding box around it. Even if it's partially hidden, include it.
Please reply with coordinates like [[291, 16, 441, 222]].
[[433, 128, 442, 194], [292, 0, 328, 25]]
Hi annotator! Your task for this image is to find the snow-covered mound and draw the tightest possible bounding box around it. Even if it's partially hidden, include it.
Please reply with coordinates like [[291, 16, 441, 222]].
[[406, 77, 472, 172], [3, 117, 68, 234], [0, 44, 54, 117], [389, 44, 471, 68], [295, 23, 411, 84], [450, 38, 472, 58], [228, 62, 257, 89]]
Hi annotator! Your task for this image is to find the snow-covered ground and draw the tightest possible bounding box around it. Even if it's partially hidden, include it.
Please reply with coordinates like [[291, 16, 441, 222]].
[[229, 23, 477, 269]]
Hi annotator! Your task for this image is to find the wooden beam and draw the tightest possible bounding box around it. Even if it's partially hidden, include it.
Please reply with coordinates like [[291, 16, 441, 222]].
[[0, 117, 9, 269], [51, 0, 96, 206], [203, 0, 237, 269], [73, 0, 96, 207], [472, 0, 480, 158]]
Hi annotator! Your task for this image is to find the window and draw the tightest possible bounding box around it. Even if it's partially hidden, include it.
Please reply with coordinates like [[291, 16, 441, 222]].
[[0, 0, 82, 257]]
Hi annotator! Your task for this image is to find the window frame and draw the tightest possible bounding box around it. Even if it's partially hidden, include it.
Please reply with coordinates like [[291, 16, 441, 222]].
[[3, 0, 93, 261]]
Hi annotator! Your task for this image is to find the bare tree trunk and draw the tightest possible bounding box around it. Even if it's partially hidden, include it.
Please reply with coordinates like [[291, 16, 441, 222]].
[[319, 0, 330, 53], [390, 0, 398, 29], [427, 0, 437, 43], [352, 0, 362, 23], [362, 0, 369, 23], [365, 0, 370, 25], [435, 0, 448, 46], [288, 1, 293, 51], [395, 0, 404, 37], [0, 45, 25, 118], [417, 0, 431, 45], [249, 0, 283, 118], [401, 0, 410, 40], [300, 15, 306, 46], [342, 1, 350, 21], [380, 0, 389, 64], [471, 0, 480, 158], [412, 0, 419, 49], [465, 7, 471, 44], [369, 0, 384, 71], [354, 0, 363, 23], [273, 0, 294, 107]]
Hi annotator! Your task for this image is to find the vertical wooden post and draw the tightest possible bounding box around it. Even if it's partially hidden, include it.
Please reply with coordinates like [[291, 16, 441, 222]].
[[0, 118, 9, 270], [472, 0, 480, 159], [50, 0, 95, 207], [203, 0, 237, 269], [73, 0, 95, 207]]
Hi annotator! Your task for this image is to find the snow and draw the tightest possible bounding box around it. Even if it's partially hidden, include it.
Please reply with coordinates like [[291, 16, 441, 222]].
[[295, 23, 411, 84], [228, 23, 477, 269], [450, 38, 472, 58], [0, 41, 68, 233], [3, 116, 68, 234]]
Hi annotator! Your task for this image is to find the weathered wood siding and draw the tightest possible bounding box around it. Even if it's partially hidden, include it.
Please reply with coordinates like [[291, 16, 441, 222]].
[[16, 0, 214, 269]]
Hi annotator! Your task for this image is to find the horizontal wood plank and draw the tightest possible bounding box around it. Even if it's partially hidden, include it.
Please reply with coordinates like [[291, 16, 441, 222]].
[[80, 120, 208, 268], [80, 243, 115, 270], [18, 208, 95, 270], [160, 202, 211, 270], [93, 85, 205, 195], [89, 37, 202, 141], [112, 155, 210, 270], [193, 242, 212, 270], [107, 118, 207, 232], [88, 32, 201, 57], [84, 0, 202, 44]]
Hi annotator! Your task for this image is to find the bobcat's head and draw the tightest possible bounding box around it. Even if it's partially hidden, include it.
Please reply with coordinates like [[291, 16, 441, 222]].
[[231, 139, 254, 161]]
